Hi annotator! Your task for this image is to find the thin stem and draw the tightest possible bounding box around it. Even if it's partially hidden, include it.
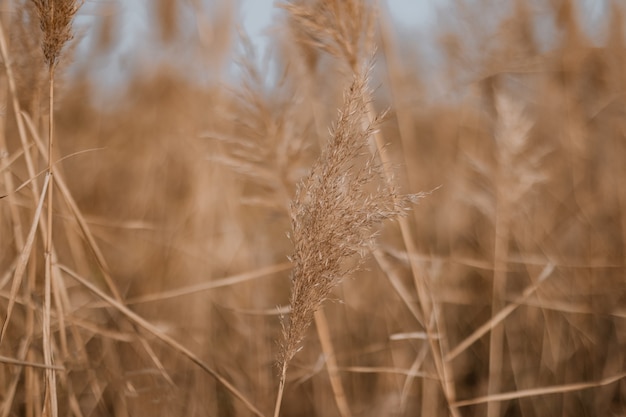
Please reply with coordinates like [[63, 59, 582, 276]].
[[273, 362, 288, 417], [43, 61, 57, 417], [45, 66, 54, 267], [0, 21, 41, 193], [314, 309, 352, 417], [365, 102, 461, 417], [487, 192, 511, 417], [60, 263, 265, 417]]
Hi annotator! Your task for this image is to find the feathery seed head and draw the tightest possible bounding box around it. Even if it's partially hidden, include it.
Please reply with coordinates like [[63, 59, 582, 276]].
[[32, 0, 82, 68], [280, 65, 415, 365]]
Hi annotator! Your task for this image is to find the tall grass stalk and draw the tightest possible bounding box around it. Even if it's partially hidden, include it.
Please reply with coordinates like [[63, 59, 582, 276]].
[[31, 1, 81, 415], [487, 92, 536, 417], [274, 68, 415, 417]]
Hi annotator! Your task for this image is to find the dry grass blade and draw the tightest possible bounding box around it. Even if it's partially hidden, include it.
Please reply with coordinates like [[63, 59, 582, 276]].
[[0, 146, 30, 176], [0, 158, 45, 199], [0, 354, 65, 370], [24, 106, 176, 402], [124, 262, 292, 305], [487, 92, 535, 417], [0, 174, 49, 344], [0, 21, 40, 195], [339, 365, 434, 378], [313, 310, 351, 417], [367, 81, 461, 417], [372, 248, 423, 322], [22, 111, 122, 301], [57, 264, 265, 417], [400, 344, 431, 411], [446, 263, 555, 362], [453, 372, 626, 407], [42, 223, 57, 417], [1, 336, 36, 417]]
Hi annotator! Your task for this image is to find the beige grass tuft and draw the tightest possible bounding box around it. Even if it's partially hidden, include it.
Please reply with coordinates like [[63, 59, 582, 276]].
[[274, 65, 417, 416], [32, 0, 82, 69]]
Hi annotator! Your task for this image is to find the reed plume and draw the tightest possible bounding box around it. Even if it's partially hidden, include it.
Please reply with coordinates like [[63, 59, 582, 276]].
[[274, 65, 418, 416], [32, 0, 82, 69]]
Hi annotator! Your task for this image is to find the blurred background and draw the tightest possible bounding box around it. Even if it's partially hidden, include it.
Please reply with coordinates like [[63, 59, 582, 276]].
[[0, 0, 625, 416]]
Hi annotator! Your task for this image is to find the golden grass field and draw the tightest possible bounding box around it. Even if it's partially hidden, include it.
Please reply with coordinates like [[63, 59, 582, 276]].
[[0, 0, 625, 416]]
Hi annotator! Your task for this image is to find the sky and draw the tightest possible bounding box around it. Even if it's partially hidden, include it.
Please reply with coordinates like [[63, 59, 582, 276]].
[[239, 0, 445, 40], [71, 0, 616, 95], [72, 0, 449, 91], [235, 0, 449, 62]]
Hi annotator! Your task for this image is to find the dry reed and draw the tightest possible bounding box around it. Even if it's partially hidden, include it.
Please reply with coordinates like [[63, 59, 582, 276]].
[[32, 1, 81, 416], [275, 66, 416, 416], [0, 0, 624, 416]]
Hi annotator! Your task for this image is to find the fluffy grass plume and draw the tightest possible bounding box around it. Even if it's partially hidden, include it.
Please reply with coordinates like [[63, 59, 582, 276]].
[[274, 66, 418, 416], [32, 0, 82, 68], [279, 66, 414, 371]]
